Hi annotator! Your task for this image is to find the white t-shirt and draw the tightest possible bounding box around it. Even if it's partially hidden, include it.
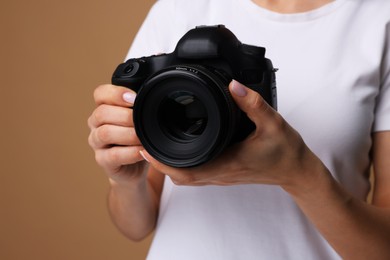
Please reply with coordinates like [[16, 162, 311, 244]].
[[125, 0, 390, 259]]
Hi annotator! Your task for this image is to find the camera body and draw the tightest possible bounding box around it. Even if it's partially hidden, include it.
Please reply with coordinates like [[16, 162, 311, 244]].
[[112, 25, 277, 167]]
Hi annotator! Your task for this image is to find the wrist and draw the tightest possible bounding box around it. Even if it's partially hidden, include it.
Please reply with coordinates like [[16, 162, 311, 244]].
[[281, 151, 332, 199], [108, 173, 147, 191], [107, 163, 149, 189]]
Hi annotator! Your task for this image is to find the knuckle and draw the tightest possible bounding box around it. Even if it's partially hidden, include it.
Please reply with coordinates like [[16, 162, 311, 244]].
[[96, 125, 111, 144], [92, 106, 105, 124], [107, 148, 122, 164], [88, 132, 96, 148], [171, 174, 195, 186], [94, 151, 106, 167], [93, 86, 103, 104], [87, 115, 94, 129], [256, 110, 285, 137], [93, 84, 108, 104], [250, 94, 267, 112], [93, 105, 107, 126]]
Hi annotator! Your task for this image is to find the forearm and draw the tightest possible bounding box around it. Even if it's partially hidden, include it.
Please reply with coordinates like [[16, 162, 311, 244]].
[[283, 164, 390, 259], [107, 175, 159, 241]]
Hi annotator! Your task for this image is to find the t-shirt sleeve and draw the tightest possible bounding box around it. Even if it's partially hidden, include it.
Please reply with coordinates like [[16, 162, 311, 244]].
[[124, 0, 177, 60], [373, 22, 390, 132]]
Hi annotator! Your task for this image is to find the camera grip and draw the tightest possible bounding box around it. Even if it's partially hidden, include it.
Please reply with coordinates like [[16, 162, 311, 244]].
[[112, 60, 147, 92]]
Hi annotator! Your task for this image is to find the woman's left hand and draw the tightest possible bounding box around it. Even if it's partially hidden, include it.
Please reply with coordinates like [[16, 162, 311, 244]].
[[141, 80, 325, 190]]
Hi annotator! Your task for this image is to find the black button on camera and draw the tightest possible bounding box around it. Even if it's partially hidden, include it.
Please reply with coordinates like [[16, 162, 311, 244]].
[[124, 64, 134, 73], [123, 61, 140, 77]]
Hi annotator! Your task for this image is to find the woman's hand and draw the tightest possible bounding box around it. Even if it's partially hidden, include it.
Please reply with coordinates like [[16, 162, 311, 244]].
[[88, 84, 147, 184], [88, 84, 164, 241], [141, 80, 325, 191]]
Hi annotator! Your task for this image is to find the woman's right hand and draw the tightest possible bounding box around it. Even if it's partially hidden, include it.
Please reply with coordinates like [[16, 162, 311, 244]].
[[88, 84, 147, 184]]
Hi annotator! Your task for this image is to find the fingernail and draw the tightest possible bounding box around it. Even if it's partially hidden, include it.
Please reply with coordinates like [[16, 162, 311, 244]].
[[231, 80, 247, 97], [139, 150, 150, 162], [123, 92, 136, 104]]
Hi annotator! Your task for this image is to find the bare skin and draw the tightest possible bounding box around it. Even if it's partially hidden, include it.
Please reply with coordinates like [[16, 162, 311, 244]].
[[252, 0, 334, 14], [87, 1, 390, 258], [88, 84, 164, 241], [88, 81, 390, 258]]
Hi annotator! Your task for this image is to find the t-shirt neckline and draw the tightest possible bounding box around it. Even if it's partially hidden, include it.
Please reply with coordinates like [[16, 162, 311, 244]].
[[243, 0, 348, 23]]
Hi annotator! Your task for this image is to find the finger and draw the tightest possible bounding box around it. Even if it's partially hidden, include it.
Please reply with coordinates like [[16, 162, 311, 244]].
[[139, 150, 208, 185], [229, 80, 275, 127], [139, 150, 187, 176], [139, 150, 169, 171], [88, 104, 133, 129], [89, 125, 140, 149], [95, 146, 144, 171], [93, 84, 136, 107]]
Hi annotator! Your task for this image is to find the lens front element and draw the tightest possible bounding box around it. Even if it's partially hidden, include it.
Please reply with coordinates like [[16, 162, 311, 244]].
[[159, 91, 208, 141], [133, 66, 237, 167]]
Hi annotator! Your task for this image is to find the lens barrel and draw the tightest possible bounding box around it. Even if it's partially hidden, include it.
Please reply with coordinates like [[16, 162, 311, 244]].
[[133, 65, 239, 168]]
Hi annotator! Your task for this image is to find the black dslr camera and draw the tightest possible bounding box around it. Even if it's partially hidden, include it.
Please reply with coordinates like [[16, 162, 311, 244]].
[[112, 25, 277, 168]]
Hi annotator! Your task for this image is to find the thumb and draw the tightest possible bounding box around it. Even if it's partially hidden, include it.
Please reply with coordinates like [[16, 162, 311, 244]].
[[229, 80, 274, 126], [139, 149, 177, 174]]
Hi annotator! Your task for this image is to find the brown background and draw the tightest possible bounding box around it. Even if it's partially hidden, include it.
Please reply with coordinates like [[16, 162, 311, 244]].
[[1, 0, 156, 259]]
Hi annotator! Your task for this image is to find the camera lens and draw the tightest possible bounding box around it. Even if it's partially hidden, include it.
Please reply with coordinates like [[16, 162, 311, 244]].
[[159, 91, 207, 140], [133, 65, 241, 167]]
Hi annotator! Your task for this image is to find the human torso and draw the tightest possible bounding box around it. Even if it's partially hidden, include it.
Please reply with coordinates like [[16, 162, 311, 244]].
[[127, 0, 390, 259]]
